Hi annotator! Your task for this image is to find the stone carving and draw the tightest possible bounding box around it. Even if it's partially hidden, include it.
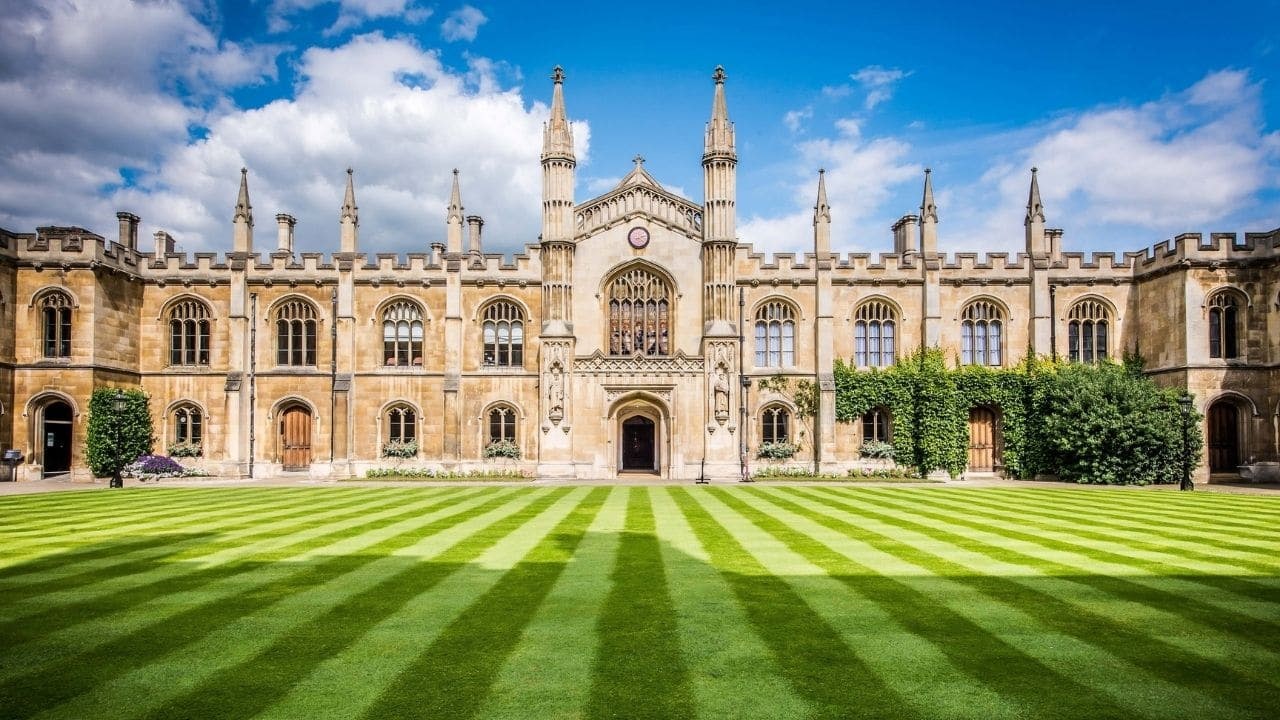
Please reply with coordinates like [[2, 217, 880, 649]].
[[708, 342, 734, 425], [604, 386, 673, 404], [576, 349, 702, 375], [545, 342, 568, 425]]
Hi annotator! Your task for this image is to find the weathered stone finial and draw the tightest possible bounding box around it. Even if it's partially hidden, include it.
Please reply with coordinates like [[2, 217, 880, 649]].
[[633, 154, 645, 168], [712, 65, 726, 84], [551, 65, 564, 83]]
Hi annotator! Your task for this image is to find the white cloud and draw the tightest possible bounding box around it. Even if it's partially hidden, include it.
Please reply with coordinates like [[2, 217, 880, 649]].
[[851, 65, 911, 110], [783, 107, 812, 133], [267, 0, 432, 36], [441, 5, 487, 42]]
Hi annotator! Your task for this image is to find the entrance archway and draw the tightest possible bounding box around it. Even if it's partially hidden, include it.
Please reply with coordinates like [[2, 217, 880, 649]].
[[1207, 401, 1240, 473], [620, 415, 657, 472], [278, 405, 313, 470], [967, 406, 1001, 473], [42, 401, 73, 478]]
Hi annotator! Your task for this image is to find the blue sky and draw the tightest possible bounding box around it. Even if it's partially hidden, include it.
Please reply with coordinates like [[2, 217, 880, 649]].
[[1, 0, 1277, 258]]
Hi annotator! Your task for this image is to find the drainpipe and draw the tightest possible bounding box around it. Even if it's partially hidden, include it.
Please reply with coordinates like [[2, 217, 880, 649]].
[[1048, 285, 1057, 362], [330, 288, 338, 464], [738, 287, 750, 482], [248, 293, 257, 479]]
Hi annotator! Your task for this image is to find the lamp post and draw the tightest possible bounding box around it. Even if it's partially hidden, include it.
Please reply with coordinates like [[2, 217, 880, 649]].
[[110, 389, 126, 489], [1178, 393, 1194, 492]]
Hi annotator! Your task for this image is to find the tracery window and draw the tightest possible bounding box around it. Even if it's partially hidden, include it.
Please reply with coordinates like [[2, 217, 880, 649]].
[[1067, 299, 1110, 363], [854, 300, 896, 368], [754, 301, 796, 368], [960, 300, 1004, 367], [382, 301, 424, 366], [607, 268, 670, 356], [171, 404, 202, 455], [1208, 291, 1240, 359], [385, 405, 416, 444], [276, 299, 318, 366], [483, 301, 524, 367], [862, 407, 891, 444], [41, 291, 73, 359], [169, 300, 211, 366], [487, 405, 517, 443], [761, 405, 791, 444]]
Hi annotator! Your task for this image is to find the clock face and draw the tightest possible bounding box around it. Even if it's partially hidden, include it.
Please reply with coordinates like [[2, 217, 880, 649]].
[[627, 226, 650, 249]]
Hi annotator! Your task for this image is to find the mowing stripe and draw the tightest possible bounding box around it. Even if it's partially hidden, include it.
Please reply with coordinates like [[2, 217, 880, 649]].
[[645, 486, 808, 720], [254, 488, 590, 720], [472, 486, 629, 720], [29, 488, 564, 720], [1004, 489, 1280, 537], [772, 487, 1280, 717], [360, 487, 610, 719], [670, 487, 926, 720], [735, 487, 1250, 720], [583, 488, 698, 720], [0, 487, 235, 524]]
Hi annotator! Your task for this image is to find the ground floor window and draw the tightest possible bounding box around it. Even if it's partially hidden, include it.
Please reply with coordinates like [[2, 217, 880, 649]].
[[862, 407, 891, 444], [761, 406, 790, 444]]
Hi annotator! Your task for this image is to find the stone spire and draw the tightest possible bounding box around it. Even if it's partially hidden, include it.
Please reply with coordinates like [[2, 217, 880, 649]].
[[447, 168, 464, 254], [813, 169, 831, 256], [1025, 167, 1047, 257], [703, 65, 735, 160], [919, 168, 938, 257], [339, 168, 358, 253], [233, 167, 253, 253], [542, 65, 575, 161]]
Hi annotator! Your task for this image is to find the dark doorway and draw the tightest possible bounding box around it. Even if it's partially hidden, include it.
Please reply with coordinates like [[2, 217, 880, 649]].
[[1207, 402, 1240, 473], [621, 415, 657, 472], [280, 406, 313, 470], [43, 401, 73, 477]]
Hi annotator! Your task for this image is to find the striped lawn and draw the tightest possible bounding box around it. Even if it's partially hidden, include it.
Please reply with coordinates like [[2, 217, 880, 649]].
[[0, 486, 1277, 719]]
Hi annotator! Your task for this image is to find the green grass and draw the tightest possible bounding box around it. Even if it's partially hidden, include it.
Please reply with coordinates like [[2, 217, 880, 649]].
[[0, 486, 1277, 719]]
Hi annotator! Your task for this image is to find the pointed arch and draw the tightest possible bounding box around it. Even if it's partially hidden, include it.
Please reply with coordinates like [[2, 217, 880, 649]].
[[603, 262, 675, 357]]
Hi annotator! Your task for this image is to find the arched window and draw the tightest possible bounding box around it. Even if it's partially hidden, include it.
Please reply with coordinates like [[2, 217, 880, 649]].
[[276, 299, 317, 366], [382, 301, 424, 367], [41, 291, 72, 358], [482, 301, 524, 367], [386, 405, 416, 444], [761, 405, 790, 444], [1208, 291, 1240, 359], [854, 301, 896, 368], [961, 300, 1004, 367], [754, 301, 796, 368], [862, 407, 891, 444], [1067, 299, 1110, 363], [171, 404, 203, 456], [608, 268, 671, 356], [487, 405, 517, 444], [169, 300, 211, 366]]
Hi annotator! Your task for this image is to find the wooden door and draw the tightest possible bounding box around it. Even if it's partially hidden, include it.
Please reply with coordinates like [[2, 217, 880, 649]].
[[280, 407, 312, 470], [1207, 403, 1239, 473], [621, 416, 656, 472], [968, 407, 997, 472]]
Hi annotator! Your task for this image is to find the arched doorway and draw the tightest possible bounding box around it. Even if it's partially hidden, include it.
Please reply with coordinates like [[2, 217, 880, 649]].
[[1207, 401, 1240, 473], [620, 415, 658, 473], [279, 405, 313, 471], [967, 407, 1001, 473], [42, 401, 73, 478]]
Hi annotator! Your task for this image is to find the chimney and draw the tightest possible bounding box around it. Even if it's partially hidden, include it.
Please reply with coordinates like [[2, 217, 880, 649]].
[[466, 215, 484, 261], [431, 241, 445, 266], [892, 214, 919, 255], [276, 213, 296, 255], [116, 212, 140, 250], [153, 230, 175, 259], [1047, 228, 1063, 264]]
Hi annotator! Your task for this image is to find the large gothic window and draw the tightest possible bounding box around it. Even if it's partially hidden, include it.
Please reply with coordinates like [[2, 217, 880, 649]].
[[961, 300, 1004, 367], [382, 301, 424, 366], [169, 299, 211, 366], [754, 301, 796, 368], [1208, 291, 1240, 359], [41, 291, 73, 359], [608, 268, 671, 356], [483, 301, 524, 367], [1067, 299, 1110, 363], [854, 300, 896, 368], [276, 299, 318, 366]]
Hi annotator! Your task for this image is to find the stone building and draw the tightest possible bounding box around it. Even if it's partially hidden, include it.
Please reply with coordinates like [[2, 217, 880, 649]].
[[1, 67, 1276, 482]]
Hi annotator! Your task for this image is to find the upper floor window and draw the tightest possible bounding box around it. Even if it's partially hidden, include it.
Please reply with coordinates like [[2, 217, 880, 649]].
[[41, 291, 72, 358], [755, 301, 796, 368], [608, 267, 671, 356], [1208, 291, 1240, 359], [483, 301, 524, 367], [169, 300, 211, 366], [383, 301, 424, 366], [961, 300, 1004, 367], [854, 300, 896, 368], [761, 405, 791, 444], [1067, 299, 1110, 364], [276, 299, 317, 366], [171, 404, 203, 456]]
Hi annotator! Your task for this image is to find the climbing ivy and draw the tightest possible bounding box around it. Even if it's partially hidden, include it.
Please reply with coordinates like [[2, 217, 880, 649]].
[[86, 387, 154, 478]]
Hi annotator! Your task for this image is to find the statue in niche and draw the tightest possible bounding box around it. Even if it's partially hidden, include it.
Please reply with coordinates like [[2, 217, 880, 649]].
[[547, 361, 564, 424], [713, 361, 730, 423]]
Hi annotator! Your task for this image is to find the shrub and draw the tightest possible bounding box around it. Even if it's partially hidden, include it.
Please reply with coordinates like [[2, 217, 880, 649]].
[[381, 440, 418, 458], [86, 388, 154, 477], [363, 467, 528, 480], [757, 441, 799, 460], [483, 440, 521, 459], [124, 454, 191, 480]]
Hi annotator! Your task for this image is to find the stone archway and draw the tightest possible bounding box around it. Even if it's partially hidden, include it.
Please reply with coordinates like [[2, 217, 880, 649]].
[[620, 415, 657, 472], [608, 392, 670, 477], [1207, 400, 1241, 473]]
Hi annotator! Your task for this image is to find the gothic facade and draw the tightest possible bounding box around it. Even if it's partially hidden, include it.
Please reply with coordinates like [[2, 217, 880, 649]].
[[2, 67, 1277, 482]]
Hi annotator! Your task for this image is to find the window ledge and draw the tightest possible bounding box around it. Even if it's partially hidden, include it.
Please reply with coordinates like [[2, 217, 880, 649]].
[[479, 365, 526, 373]]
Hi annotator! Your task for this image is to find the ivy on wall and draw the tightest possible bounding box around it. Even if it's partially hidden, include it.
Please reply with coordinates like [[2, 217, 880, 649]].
[[86, 387, 154, 477], [834, 349, 1202, 484]]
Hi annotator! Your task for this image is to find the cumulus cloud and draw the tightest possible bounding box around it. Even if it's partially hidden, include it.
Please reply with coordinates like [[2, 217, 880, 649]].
[[268, 0, 432, 36], [783, 106, 812, 134], [441, 5, 487, 42], [851, 65, 911, 110]]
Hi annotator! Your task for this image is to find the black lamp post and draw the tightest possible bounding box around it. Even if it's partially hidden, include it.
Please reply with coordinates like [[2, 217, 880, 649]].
[[1178, 393, 1194, 492], [110, 389, 126, 489]]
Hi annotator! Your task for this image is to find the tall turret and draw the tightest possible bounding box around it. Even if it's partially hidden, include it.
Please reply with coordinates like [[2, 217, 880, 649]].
[[702, 65, 737, 335], [813, 168, 831, 257], [446, 169, 464, 255], [232, 167, 253, 253], [339, 168, 358, 253], [540, 66, 576, 336], [919, 168, 938, 257], [1025, 167, 1047, 258]]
